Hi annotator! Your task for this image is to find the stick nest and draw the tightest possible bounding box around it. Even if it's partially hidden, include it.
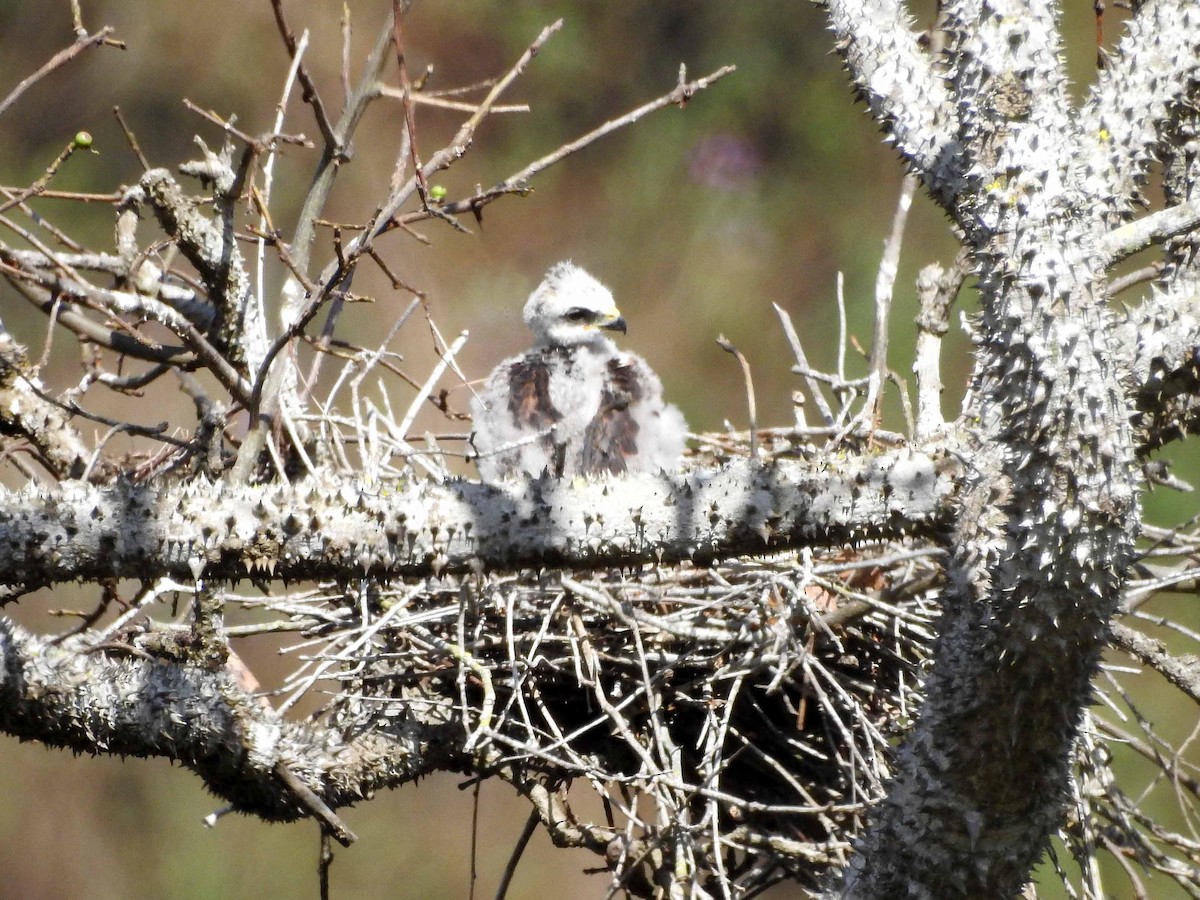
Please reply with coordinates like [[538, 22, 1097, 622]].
[[293, 533, 941, 894]]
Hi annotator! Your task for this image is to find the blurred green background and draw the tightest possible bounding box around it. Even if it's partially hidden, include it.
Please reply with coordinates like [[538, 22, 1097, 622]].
[[0, 1, 1195, 897]]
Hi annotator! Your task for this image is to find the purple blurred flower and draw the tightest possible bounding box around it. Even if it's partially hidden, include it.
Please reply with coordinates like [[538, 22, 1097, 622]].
[[688, 133, 763, 190]]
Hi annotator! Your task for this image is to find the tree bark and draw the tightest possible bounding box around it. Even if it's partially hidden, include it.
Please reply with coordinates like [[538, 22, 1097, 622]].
[[0, 452, 952, 591], [827, 0, 1199, 895]]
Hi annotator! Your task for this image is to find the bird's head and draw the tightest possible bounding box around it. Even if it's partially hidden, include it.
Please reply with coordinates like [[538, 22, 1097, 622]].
[[523, 261, 627, 347]]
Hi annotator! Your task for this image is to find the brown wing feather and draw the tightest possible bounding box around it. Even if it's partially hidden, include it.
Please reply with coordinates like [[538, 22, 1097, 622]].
[[579, 358, 643, 475], [506, 357, 560, 429], [504, 355, 566, 476]]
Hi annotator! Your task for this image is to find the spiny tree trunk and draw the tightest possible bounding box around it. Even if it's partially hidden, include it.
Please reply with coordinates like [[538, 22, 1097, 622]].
[[829, 0, 1198, 895]]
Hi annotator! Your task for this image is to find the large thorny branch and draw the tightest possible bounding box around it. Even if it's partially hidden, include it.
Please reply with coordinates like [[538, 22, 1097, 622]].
[[0, 454, 952, 591], [0, 619, 461, 829], [826, 0, 1200, 897]]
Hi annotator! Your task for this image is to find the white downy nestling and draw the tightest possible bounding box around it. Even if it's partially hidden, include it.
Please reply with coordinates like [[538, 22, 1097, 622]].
[[471, 261, 687, 481]]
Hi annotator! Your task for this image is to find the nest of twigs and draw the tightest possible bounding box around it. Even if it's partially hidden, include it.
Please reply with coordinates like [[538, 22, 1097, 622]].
[[281, 526, 942, 895]]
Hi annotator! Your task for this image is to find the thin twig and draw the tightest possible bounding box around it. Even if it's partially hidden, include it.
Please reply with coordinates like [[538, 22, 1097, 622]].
[[717, 335, 759, 460], [318, 826, 334, 900], [495, 810, 541, 900], [0, 138, 94, 216], [112, 105, 150, 170], [413, 64, 737, 226], [774, 303, 835, 428], [0, 187, 120, 203], [379, 86, 529, 114], [1110, 621, 1200, 704], [269, 0, 339, 151], [865, 173, 917, 424], [0, 27, 120, 119], [273, 761, 357, 846], [392, 0, 429, 205]]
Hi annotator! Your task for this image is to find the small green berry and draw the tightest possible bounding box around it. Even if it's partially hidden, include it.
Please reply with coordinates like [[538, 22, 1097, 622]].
[[429, 184, 448, 202], [73, 131, 93, 150]]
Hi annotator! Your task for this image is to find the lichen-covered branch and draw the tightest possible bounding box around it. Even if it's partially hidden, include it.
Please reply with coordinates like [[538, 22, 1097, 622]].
[[0, 617, 460, 820], [0, 327, 93, 480], [0, 451, 955, 591], [125, 168, 264, 372]]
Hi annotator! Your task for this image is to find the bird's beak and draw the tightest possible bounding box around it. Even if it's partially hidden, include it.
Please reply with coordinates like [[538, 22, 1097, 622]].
[[598, 308, 627, 334]]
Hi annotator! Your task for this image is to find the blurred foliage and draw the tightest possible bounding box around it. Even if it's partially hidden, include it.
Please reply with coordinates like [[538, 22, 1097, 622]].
[[0, 2, 1194, 898]]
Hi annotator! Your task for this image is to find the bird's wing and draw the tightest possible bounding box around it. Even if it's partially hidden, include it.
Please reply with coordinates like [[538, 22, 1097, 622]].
[[578, 357, 643, 475], [506, 355, 560, 430]]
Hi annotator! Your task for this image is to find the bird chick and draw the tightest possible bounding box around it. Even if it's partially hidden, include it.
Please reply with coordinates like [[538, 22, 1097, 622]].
[[471, 261, 687, 481]]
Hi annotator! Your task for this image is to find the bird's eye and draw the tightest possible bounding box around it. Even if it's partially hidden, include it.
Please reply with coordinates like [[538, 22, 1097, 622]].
[[564, 308, 592, 323]]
